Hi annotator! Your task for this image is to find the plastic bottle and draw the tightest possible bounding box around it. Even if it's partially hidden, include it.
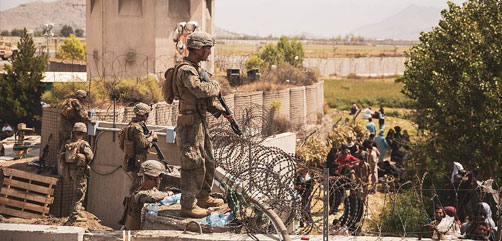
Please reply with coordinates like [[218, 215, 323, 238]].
[[160, 193, 181, 206], [90, 108, 95, 121], [147, 203, 158, 216], [199, 212, 235, 227]]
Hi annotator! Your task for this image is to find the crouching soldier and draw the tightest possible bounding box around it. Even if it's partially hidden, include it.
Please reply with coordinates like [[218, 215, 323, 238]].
[[59, 122, 93, 220], [119, 160, 171, 230]]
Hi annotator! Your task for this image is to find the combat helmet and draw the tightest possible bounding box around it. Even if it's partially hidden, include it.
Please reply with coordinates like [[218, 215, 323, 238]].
[[187, 31, 215, 49], [133, 102, 150, 116], [140, 160, 165, 177], [73, 122, 87, 133], [75, 90, 87, 99]]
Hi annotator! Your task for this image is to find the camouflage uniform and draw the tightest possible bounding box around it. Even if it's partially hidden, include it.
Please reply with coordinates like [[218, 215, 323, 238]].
[[175, 57, 225, 210], [59, 90, 90, 149], [121, 160, 169, 230], [122, 103, 157, 194], [59, 122, 93, 216]]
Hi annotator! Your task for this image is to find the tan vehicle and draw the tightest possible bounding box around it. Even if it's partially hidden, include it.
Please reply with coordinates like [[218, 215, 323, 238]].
[[0, 38, 18, 60]]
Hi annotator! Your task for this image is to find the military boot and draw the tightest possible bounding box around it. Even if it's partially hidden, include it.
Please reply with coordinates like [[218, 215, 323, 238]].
[[181, 206, 211, 218], [197, 196, 224, 208]]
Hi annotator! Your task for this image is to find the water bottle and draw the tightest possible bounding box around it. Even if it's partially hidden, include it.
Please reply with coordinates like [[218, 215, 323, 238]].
[[199, 212, 235, 226], [160, 193, 181, 206], [90, 108, 95, 121], [147, 203, 158, 216]]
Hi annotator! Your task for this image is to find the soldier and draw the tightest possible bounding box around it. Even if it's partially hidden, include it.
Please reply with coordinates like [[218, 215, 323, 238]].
[[120, 160, 171, 230], [173, 31, 233, 218], [59, 122, 93, 219], [59, 90, 91, 149], [120, 102, 157, 194]]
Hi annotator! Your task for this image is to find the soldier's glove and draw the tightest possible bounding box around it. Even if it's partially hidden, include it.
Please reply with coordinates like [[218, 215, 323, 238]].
[[149, 131, 158, 142], [76, 153, 87, 167]]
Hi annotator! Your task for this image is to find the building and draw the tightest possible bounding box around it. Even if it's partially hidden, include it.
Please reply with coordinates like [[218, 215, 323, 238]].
[[86, 0, 214, 79]]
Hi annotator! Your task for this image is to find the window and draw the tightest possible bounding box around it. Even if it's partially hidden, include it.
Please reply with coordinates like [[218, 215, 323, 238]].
[[168, 0, 190, 18], [119, 0, 142, 16]]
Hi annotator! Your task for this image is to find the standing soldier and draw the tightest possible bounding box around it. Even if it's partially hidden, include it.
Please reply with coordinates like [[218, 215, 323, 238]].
[[173, 31, 233, 218], [59, 90, 91, 149], [120, 160, 171, 230], [119, 102, 157, 194], [59, 122, 93, 220]]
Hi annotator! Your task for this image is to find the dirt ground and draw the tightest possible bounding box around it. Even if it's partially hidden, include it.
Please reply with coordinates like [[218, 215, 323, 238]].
[[0, 210, 112, 231]]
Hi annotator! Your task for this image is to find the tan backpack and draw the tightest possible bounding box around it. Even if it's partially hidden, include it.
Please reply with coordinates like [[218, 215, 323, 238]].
[[64, 140, 83, 164], [118, 125, 135, 157], [163, 63, 187, 104], [60, 98, 76, 119]]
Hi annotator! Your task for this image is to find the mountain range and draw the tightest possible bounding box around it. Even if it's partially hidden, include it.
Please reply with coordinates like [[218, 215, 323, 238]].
[[0, 0, 85, 32], [352, 4, 442, 40], [1, 1, 443, 40]]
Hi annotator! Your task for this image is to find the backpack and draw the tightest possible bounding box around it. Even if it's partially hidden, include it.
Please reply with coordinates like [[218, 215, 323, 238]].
[[118, 124, 135, 157], [64, 140, 83, 164], [163, 63, 187, 104], [60, 98, 76, 118]]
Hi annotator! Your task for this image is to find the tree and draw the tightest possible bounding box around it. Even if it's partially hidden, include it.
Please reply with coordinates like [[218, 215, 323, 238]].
[[74, 28, 85, 37], [10, 28, 24, 37], [277, 36, 304, 68], [399, 0, 502, 178], [57, 34, 86, 61], [0, 28, 47, 131], [60, 25, 74, 37], [245, 36, 305, 70], [1, 30, 9, 36]]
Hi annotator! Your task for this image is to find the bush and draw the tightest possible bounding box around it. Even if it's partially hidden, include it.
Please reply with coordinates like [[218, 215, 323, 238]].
[[60, 25, 74, 37], [1, 30, 9, 36], [114, 75, 162, 104], [41, 76, 162, 107], [246, 54, 267, 71], [375, 190, 428, 236], [385, 110, 402, 118], [266, 62, 319, 86]]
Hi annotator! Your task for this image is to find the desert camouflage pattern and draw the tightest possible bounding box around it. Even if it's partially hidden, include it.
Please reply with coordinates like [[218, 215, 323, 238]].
[[123, 117, 156, 194], [175, 57, 225, 209], [123, 187, 169, 230], [59, 98, 90, 149], [59, 138, 93, 216]]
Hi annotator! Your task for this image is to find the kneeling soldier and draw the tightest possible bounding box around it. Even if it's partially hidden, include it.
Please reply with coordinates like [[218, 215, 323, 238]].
[[120, 160, 171, 230]]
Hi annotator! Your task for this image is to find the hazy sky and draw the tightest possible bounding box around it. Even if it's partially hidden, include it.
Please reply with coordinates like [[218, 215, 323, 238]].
[[1, 0, 467, 37], [215, 0, 466, 37]]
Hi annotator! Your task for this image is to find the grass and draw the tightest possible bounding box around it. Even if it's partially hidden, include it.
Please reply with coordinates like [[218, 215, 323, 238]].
[[324, 77, 413, 110], [215, 43, 410, 58]]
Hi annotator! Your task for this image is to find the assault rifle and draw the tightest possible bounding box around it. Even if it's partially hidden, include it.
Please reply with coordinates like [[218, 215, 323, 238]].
[[200, 69, 243, 136], [139, 121, 172, 173], [38, 133, 53, 168]]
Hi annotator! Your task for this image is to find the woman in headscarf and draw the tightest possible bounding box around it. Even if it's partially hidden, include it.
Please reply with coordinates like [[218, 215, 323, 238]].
[[479, 202, 497, 230]]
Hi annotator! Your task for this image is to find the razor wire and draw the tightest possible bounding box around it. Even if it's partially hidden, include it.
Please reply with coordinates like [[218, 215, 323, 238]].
[[55, 52, 502, 238], [208, 104, 501, 238]]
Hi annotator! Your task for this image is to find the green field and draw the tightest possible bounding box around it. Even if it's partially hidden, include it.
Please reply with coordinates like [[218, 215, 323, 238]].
[[216, 44, 409, 58], [324, 77, 413, 110]]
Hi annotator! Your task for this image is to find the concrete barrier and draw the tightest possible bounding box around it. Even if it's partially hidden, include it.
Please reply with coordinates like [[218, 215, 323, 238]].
[[0, 223, 85, 241]]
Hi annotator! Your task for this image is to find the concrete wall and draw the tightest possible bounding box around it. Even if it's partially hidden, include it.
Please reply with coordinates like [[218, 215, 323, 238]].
[[215, 55, 407, 77], [85, 122, 295, 229], [86, 0, 214, 79], [304, 56, 407, 77]]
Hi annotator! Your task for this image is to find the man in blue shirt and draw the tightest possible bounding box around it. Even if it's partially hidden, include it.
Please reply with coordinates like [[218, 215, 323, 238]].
[[366, 118, 376, 135]]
